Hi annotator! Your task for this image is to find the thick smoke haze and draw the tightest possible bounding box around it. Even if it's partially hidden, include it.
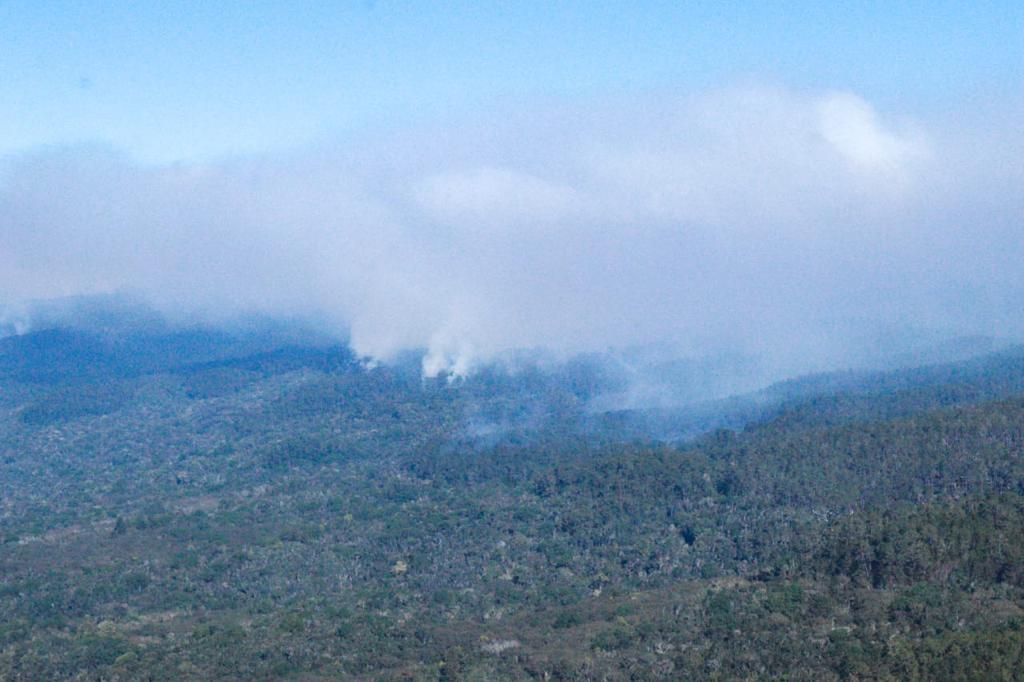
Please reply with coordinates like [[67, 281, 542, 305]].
[[1, 86, 1021, 381]]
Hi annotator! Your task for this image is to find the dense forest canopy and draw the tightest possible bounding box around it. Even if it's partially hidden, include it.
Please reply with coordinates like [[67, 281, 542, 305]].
[[0, 321, 1023, 679]]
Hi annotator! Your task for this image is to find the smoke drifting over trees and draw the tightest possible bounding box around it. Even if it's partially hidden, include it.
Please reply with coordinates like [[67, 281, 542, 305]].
[[2, 86, 1021, 378]]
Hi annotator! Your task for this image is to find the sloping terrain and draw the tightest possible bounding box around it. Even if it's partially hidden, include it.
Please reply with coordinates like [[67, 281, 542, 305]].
[[0, 329, 1023, 679]]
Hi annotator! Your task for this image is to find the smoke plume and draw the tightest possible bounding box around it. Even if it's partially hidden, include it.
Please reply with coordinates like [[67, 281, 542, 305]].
[[2, 86, 1021, 379]]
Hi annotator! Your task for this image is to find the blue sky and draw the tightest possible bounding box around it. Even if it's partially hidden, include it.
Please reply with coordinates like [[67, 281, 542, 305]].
[[2, 1, 1021, 162]]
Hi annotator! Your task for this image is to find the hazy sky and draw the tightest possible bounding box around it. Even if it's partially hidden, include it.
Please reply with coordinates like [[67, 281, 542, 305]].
[[2, 1, 1021, 162], [1, 3, 1022, 377]]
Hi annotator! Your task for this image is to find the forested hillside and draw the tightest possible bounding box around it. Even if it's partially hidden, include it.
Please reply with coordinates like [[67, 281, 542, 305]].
[[1, 328, 1023, 679]]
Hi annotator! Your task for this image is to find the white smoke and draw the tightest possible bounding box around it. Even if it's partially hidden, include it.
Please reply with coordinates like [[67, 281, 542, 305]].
[[1, 86, 1021, 377]]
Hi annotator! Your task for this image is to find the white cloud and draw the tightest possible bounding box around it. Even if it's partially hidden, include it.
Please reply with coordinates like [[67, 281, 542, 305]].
[[815, 91, 927, 173], [414, 166, 581, 230]]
